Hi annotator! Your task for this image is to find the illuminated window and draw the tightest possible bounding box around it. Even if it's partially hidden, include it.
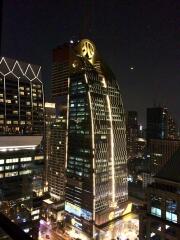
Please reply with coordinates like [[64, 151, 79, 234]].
[[20, 157, 32, 162], [150, 195, 162, 217], [19, 170, 32, 175], [5, 165, 18, 170], [32, 215, 39, 220], [13, 110, 18, 114], [166, 199, 177, 223], [0, 166, 4, 171], [5, 171, 18, 177], [6, 158, 18, 163], [0, 159, 4, 164]]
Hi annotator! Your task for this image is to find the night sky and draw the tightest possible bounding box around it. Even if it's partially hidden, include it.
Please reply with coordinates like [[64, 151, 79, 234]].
[[1, 0, 179, 126]]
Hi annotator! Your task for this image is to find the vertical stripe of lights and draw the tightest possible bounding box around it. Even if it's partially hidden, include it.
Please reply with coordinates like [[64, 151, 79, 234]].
[[65, 77, 70, 169], [85, 74, 96, 223], [102, 77, 116, 205]]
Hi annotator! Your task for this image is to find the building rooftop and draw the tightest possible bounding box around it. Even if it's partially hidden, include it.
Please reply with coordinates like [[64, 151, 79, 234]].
[[0, 213, 32, 240]]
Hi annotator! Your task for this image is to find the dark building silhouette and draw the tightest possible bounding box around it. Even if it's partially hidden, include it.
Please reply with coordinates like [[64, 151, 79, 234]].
[[147, 107, 177, 141], [145, 106, 179, 183], [126, 111, 139, 159], [148, 139, 180, 175]]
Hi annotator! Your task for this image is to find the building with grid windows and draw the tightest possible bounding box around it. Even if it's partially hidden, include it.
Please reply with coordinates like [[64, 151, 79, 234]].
[[52, 39, 129, 238], [48, 116, 66, 201], [0, 57, 44, 238], [139, 149, 180, 240]]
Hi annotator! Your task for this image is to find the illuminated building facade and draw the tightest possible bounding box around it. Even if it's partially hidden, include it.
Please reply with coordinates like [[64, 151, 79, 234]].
[[44, 117, 66, 226], [48, 116, 66, 201], [139, 150, 180, 240], [44, 102, 56, 192], [0, 57, 44, 238], [54, 39, 129, 237]]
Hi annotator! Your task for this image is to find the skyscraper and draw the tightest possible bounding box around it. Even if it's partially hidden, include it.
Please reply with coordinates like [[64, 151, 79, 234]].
[[126, 111, 138, 159], [52, 39, 128, 237], [147, 139, 180, 175], [48, 116, 66, 201], [44, 102, 56, 192], [0, 57, 44, 238], [146, 107, 177, 141], [146, 107, 179, 175]]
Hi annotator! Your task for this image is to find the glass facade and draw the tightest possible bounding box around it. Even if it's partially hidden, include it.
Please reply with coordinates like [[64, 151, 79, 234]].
[[65, 39, 128, 236]]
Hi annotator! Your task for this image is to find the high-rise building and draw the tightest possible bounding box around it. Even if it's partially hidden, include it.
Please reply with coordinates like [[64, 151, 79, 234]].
[[42, 103, 65, 225], [44, 102, 56, 192], [126, 111, 138, 159], [147, 139, 180, 175], [48, 116, 66, 201], [168, 114, 177, 140], [145, 106, 179, 188], [51, 43, 71, 117], [139, 149, 180, 240], [0, 57, 44, 238], [51, 39, 128, 238], [146, 107, 177, 141]]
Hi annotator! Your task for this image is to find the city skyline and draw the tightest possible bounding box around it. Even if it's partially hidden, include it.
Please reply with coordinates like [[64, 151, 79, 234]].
[[1, 0, 179, 125], [0, 1, 179, 240]]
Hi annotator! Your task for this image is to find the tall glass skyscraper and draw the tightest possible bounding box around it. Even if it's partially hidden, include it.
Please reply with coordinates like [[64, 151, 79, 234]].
[[52, 39, 129, 238]]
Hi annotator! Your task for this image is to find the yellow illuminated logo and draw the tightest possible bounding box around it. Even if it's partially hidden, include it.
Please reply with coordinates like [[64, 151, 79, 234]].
[[81, 41, 95, 63]]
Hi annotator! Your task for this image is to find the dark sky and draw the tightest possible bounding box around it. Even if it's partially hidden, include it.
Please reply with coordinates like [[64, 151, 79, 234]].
[[1, 0, 179, 126]]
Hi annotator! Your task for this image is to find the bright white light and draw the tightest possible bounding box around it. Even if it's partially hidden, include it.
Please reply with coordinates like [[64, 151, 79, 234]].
[[40, 219, 45, 225], [70, 40, 74, 44], [0, 145, 36, 152]]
